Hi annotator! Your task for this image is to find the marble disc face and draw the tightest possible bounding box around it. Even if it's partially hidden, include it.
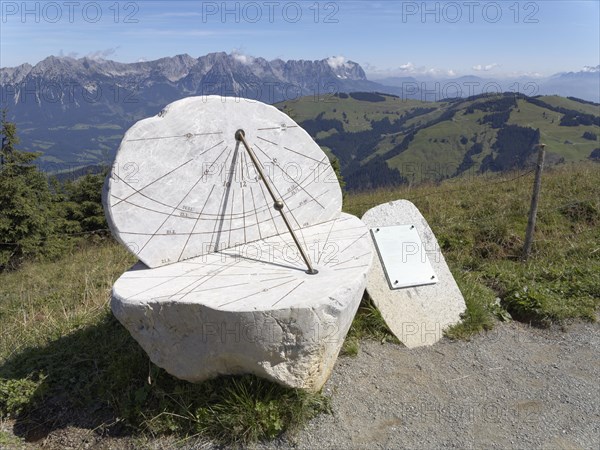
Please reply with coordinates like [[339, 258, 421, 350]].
[[103, 96, 342, 268]]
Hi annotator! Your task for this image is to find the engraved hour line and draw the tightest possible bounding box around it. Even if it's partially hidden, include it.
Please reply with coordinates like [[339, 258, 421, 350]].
[[180, 281, 255, 295], [271, 280, 305, 307], [317, 219, 338, 264], [329, 252, 372, 268], [112, 191, 253, 222], [184, 274, 295, 298], [242, 151, 262, 239], [279, 156, 330, 209], [112, 193, 321, 236], [177, 184, 216, 262], [249, 147, 280, 237], [148, 282, 253, 302], [228, 189, 235, 248], [111, 153, 321, 220], [257, 177, 282, 236], [196, 140, 226, 158], [125, 131, 223, 142], [123, 259, 249, 283], [217, 144, 238, 251], [333, 264, 370, 271], [112, 155, 331, 240], [283, 147, 329, 165], [254, 143, 325, 210], [253, 143, 312, 252], [173, 255, 243, 300], [241, 188, 247, 242], [240, 146, 247, 243], [241, 149, 258, 182], [129, 260, 224, 299], [218, 278, 296, 307], [249, 186, 263, 240], [217, 251, 303, 272], [339, 231, 369, 255], [256, 126, 298, 130], [138, 145, 231, 255], [166, 282, 250, 298], [274, 182, 311, 255], [229, 148, 244, 247], [177, 258, 243, 301], [256, 135, 328, 166], [209, 166, 231, 252], [112, 158, 194, 207], [256, 136, 278, 146]]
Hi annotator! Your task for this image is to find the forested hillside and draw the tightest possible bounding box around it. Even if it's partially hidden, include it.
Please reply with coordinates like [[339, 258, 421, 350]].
[[278, 93, 600, 190]]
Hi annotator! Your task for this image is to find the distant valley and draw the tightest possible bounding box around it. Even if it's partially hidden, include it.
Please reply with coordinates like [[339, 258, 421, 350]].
[[278, 92, 599, 189]]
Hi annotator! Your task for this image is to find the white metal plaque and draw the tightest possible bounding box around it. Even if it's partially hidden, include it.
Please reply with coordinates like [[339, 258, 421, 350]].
[[370, 225, 438, 289]]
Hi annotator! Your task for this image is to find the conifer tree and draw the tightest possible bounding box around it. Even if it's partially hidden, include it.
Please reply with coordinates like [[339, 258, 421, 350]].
[[0, 109, 55, 270]]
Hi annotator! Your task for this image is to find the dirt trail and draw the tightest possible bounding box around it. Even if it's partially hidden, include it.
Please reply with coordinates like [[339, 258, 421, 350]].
[[259, 320, 600, 450]]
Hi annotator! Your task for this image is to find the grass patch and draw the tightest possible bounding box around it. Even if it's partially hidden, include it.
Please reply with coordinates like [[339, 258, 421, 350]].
[[344, 162, 600, 337], [342, 295, 399, 356], [0, 162, 598, 444], [0, 429, 24, 448], [0, 241, 329, 445]]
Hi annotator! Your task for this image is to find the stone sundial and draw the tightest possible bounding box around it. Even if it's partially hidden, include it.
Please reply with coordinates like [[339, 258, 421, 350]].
[[104, 96, 373, 391], [105, 96, 342, 269]]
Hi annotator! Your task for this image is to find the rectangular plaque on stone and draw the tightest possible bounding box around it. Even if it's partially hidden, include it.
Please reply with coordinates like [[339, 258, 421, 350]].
[[370, 225, 438, 290]]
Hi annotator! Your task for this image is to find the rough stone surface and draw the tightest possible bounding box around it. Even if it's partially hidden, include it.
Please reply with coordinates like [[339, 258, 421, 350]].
[[103, 95, 342, 268], [362, 200, 466, 348], [111, 213, 372, 391]]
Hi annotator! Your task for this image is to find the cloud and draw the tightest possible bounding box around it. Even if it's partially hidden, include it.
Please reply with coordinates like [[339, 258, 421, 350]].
[[231, 50, 255, 65], [85, 47, 120, 61], [327, 56, 348, 70], [472, 63, 499, 72], [58, 49, 79, 59], [365, 62, 456, 78], [581, 65, 600, 73], [504, 70, 544, 78]]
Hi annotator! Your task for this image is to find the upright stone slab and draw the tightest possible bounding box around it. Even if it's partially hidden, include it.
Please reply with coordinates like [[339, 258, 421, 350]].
[[362, 200, 465, 348], [111, 213, 372, 391]]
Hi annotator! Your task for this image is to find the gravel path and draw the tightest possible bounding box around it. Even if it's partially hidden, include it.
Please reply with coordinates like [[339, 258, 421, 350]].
[[2, 320, 598, 449], [258, 320, 600, 450]]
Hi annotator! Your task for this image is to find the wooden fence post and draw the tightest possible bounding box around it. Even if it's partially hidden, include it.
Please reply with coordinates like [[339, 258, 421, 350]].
[[523, 144, 546, 261]]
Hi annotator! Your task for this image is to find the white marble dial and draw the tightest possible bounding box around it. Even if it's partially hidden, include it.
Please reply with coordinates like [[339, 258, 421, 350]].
[[103, 96, 342, 268]]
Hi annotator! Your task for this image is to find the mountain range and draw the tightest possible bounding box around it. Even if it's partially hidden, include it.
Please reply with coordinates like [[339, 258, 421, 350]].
[[0, 52, 387, 170], [0, 52, 598, 178]]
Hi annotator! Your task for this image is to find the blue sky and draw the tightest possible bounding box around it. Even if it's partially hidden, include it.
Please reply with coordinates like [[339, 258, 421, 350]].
[[1, 0, 599, 77]]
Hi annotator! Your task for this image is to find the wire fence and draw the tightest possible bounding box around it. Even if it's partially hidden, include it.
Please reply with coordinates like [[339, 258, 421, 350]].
[[343, 168, 536, 209]]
